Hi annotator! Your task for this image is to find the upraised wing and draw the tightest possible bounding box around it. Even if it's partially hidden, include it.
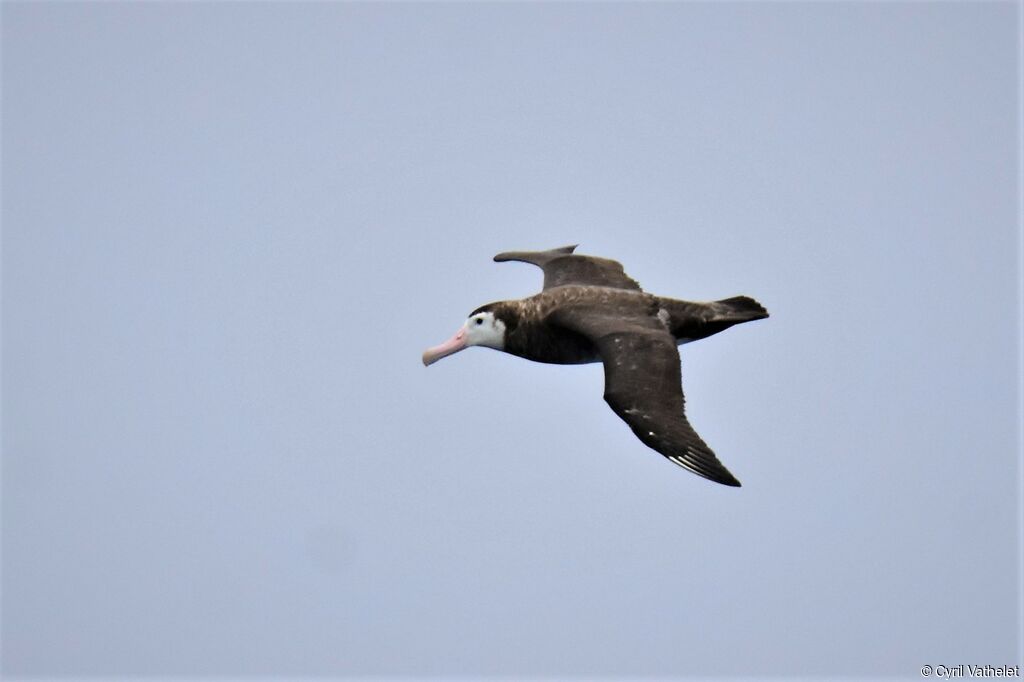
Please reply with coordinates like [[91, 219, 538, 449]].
[[551, 306, 742, 486], [494, 245, 643, 292]]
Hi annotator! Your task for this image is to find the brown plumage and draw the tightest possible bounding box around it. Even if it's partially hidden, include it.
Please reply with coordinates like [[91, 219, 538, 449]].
[[425, 245, 768, 487]]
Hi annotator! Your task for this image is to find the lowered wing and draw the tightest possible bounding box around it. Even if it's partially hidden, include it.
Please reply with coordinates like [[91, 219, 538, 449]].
[[552, 307, 742, 486]]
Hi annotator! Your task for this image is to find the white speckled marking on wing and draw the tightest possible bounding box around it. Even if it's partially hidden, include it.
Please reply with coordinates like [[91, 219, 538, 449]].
[[657, 308, 670, 329]]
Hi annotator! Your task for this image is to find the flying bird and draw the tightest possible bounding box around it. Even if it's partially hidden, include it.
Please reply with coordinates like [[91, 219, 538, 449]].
[[422, 245, 768, 486]]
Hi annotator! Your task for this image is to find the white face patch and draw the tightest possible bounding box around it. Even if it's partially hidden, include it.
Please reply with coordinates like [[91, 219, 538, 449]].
[[463, 311, 506, 350]]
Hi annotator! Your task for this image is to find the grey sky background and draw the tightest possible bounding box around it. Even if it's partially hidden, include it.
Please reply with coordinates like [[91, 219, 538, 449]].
[[1, 2, 1020, 678]]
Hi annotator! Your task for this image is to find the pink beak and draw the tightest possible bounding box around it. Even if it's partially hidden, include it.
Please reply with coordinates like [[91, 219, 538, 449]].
[[422, 328, 467, 366]]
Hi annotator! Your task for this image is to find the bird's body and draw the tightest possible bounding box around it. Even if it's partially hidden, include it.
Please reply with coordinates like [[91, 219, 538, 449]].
[[422, 245, 768, 487], [483, 285, 765, 366]]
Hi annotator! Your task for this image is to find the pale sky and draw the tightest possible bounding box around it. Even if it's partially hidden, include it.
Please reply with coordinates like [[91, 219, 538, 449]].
[[2, 2, 1020, 678]]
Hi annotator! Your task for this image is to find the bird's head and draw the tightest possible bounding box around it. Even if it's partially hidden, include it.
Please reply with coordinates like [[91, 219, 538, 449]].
[[422, 304, 511, 366]]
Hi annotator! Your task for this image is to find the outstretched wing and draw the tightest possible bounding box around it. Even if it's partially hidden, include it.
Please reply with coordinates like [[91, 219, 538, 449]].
[[551, 307, 742, 486], [494, 245, 643, 292]]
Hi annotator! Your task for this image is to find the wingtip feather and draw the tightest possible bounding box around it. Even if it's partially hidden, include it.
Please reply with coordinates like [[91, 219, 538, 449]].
[[494, 244, 580, 263], [669, 452, 742, 487]]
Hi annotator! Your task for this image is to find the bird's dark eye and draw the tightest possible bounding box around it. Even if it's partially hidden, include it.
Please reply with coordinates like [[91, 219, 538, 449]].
[[475, 318, 484, 325]]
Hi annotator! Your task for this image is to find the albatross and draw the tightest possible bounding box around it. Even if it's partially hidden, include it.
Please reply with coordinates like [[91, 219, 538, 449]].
[[422, 245, 768, 487]]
